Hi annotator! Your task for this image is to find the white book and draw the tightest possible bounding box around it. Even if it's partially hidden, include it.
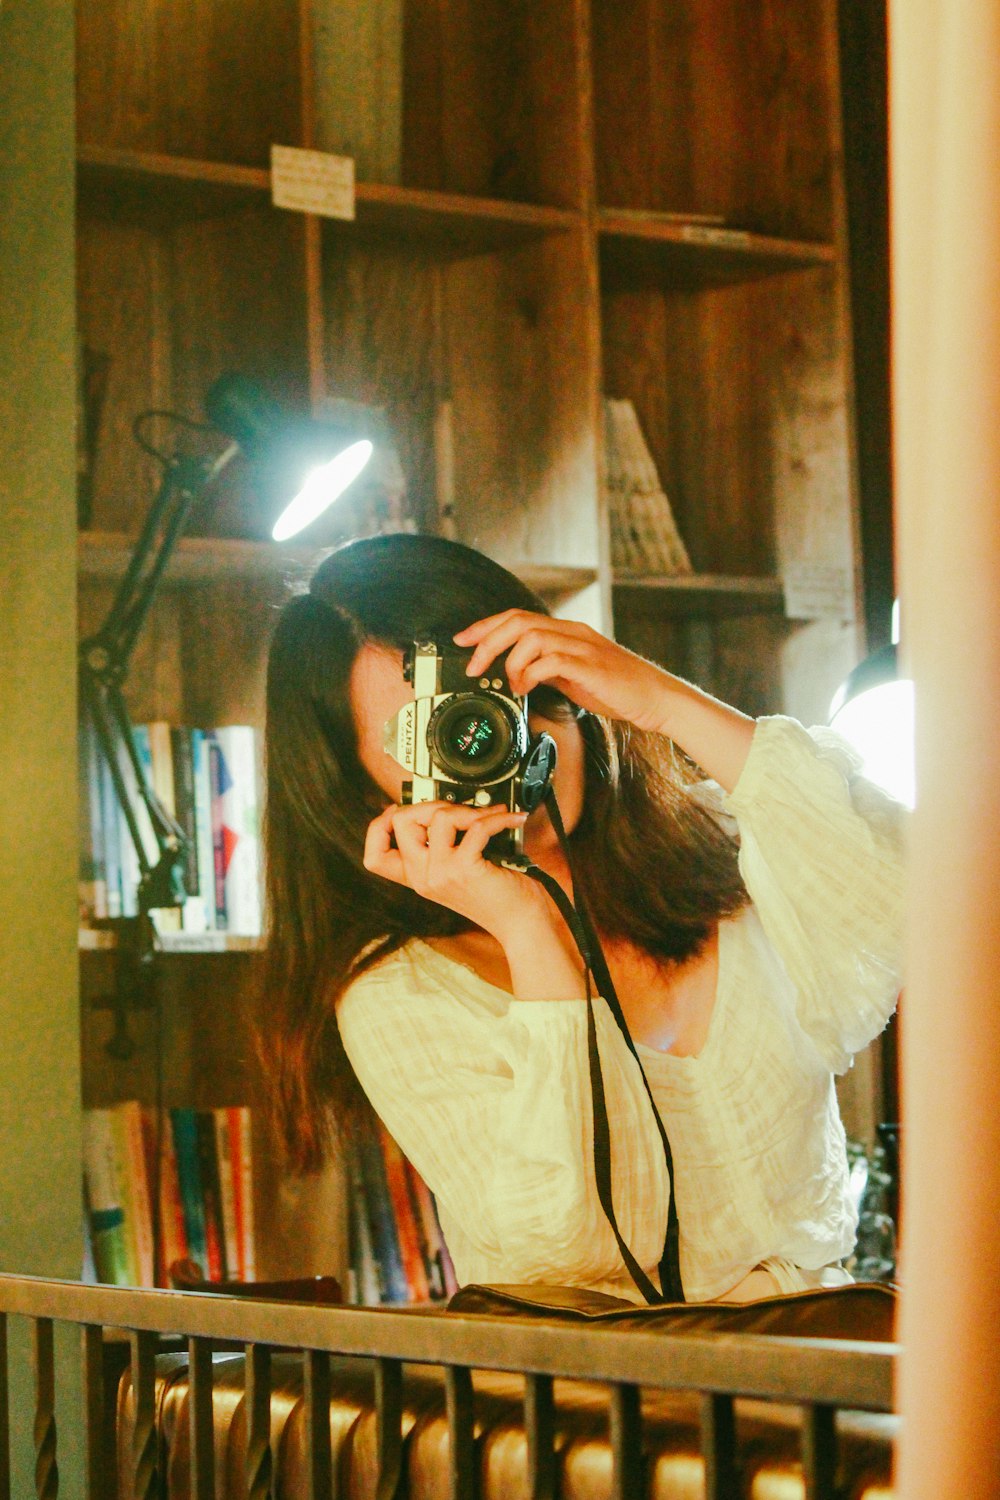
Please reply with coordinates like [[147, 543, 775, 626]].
[[208, 725, 262, 937]]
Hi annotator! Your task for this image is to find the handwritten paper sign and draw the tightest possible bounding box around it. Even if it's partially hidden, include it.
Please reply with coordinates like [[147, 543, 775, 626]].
[[782, 561, 856, 622], [270, 145, 355, 221]]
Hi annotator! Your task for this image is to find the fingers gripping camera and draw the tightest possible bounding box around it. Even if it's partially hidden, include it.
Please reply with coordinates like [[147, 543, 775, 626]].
[[382, 641, 556, 858]]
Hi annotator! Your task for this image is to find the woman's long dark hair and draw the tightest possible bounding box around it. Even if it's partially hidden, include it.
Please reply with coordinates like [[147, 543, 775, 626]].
[[260, 533, 749, 1170]]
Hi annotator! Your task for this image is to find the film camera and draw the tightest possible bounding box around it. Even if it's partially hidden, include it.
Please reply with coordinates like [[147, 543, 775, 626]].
[[383, 640, 557, 859]]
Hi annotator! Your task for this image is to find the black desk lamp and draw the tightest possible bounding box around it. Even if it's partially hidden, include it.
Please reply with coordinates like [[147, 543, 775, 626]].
[[80, 373, 374, 1056]]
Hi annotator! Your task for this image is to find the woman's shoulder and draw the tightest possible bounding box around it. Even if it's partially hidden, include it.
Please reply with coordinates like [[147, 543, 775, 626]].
[[337, 936, 511, 1019]]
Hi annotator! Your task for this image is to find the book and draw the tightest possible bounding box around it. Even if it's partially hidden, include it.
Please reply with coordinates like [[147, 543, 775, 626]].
[[97, 747, 124, 919], [213, 1108, 240, 1281], [376, 1122, 429, 1302], [603, 397, 693, 575], [354, 1115, 408, 1304], [208, 726, 262, 936], [141, 1106, 188, 1286], [170, 1107, 208, 1275], [346, 1142, 382, 1305], [229, 1106, 257, 1281], [170, 726, 206, 934], [195, 1110, 226, 1281], [142, 721, 181, 933], [190, 728, 217, 931], [81, 1109, 129, 1286], [404, 1160, 454, 1300], [112, 1100, 155, 1287]]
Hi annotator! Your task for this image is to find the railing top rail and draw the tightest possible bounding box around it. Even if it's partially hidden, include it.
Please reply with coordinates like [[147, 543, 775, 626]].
[[0, 1273, 896, 1412]]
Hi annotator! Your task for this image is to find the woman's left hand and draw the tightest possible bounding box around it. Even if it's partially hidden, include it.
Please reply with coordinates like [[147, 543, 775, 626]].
[[453, 609, 676, 733]]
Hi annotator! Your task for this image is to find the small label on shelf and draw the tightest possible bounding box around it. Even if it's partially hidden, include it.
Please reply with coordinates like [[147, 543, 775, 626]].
[[679, 225, 752, 250], [782, 561, 856, 622], [270, 145, 355, 221]]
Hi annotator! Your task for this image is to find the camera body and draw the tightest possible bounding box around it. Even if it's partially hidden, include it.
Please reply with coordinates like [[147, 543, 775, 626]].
[[383, 640, 556, 856]]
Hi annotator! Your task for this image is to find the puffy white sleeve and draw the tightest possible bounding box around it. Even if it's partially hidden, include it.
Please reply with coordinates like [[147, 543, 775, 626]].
[[722, 714, 907, 1073], [336, 954, 670, 1285]]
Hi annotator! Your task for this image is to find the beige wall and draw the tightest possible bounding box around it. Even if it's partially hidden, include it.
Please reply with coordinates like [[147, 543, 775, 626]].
[[0, 0, 83, 1488]]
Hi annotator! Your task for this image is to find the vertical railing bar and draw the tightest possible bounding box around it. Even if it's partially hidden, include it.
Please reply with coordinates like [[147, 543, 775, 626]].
[[130, 1329, 158, 1500], [802, 1403, 838, 1500], [81, 1325, 105, 1500], [304, 1349, 332, 1500], [244, 1343, 273, 1500], [374, 1357, 404, 1500], [33, 1317, 58, 1500], [188, 1335, 216, 1500], [609, 1383, 643, 1500], [445, 1365, 475, 1500], [700, 1391, 739, 1500], [524, 1373, 556, 1500], [0, 1313, 9, 1500]]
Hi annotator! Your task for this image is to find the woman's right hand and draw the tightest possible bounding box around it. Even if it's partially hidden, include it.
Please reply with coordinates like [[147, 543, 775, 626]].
[[363, 801, 586, 999]]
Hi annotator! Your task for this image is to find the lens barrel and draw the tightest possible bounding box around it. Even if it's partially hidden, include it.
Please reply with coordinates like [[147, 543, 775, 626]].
[[427, 691, 526, 784]]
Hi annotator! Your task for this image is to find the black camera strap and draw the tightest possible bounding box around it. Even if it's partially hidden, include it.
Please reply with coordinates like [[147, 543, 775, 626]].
[[496, 790, 684, 1305]]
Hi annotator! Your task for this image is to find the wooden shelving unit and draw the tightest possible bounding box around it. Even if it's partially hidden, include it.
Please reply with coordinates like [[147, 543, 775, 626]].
[[75, 0, 862, 1286]]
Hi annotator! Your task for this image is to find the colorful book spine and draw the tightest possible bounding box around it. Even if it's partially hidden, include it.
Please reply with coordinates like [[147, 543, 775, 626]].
[[81, 1109, 129, 1286], [213, 1108, 240, 1281], [107, 1105, 142, 1285], [170, 726, 205, 934], [97, 749, 124, 918], [355, 1116, 408, 1304], [347, 1141, 382, 1305], [170, 1107, 208, 1275], [230, 1106, 257, 1281], [190, 728, 217, 932], [141, 1106, 188, 1286], [114, 1100, 155, 1287], [207, 735, 229, 929], [405, 1160, 452, 1300], [209, 725, 262, 936], [378, 1123, 429, 1302], [195, 1110, 226, 1281]]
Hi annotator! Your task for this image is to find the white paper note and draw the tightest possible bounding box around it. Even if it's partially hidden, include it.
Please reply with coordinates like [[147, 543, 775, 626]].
[[270, 145, 356, 221], [782, 561, 856, 622]]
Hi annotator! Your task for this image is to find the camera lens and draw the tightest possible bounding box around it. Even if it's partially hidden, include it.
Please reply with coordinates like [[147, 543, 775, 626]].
[[428, 692, 526, 783]]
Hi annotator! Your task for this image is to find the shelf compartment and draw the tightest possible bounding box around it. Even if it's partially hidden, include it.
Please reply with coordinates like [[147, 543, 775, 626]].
[[612, 572, 785, 618], [590, 0, 837, 243], [598, 210, 835, 288], [77, 146, 582, 250]]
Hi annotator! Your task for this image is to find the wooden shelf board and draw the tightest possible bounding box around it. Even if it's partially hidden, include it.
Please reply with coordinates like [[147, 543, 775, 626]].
[[79, 530, 320, 585], [79, 531, 597, 600], [80, 928, 263, 954], [613, 572, 785, 617], [76, 145, 581, 249], [598, 209, 836, 287]]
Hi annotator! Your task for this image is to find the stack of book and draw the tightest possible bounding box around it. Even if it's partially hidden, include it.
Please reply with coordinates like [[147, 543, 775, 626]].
[[82, 1101, 256, 1288], [603, 397, 694, 575], [78, 719, 262, 937], [346, 1115, 457, 1305]]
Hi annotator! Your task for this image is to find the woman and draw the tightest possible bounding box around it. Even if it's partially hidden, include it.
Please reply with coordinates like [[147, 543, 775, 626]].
[[261, 533, 905, 1304]]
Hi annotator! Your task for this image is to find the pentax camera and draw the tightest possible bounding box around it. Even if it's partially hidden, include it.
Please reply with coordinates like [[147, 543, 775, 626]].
[[383, 640, 557, 858]]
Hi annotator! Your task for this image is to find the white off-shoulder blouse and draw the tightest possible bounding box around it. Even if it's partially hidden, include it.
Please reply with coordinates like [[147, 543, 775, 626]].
[[337, 716, 907, 1303]]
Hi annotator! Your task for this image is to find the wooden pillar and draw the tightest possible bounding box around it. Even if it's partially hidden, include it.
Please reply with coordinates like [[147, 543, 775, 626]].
[[0, 1, 83, 1491], [891, 3, 1000, 1494]]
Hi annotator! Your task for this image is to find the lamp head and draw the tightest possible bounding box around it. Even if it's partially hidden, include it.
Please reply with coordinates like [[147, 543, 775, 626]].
[[204, 372, 374, 540], [829, 643, 915, 807]]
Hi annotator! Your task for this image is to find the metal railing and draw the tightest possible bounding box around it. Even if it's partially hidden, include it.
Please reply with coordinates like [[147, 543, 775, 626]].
[[0, 1272, 898, 1500]]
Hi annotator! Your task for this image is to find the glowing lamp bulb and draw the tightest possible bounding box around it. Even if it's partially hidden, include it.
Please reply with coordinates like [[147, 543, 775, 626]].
[[270, 440, 374, 542]]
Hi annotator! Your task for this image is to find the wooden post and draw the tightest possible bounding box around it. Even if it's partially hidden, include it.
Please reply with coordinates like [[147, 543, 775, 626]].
[[891, 3, 1000, 1495]]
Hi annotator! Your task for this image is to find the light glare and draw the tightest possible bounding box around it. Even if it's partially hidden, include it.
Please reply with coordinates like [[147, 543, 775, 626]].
[[270, 440, 373, 541], [831, 679, 915, 807]]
